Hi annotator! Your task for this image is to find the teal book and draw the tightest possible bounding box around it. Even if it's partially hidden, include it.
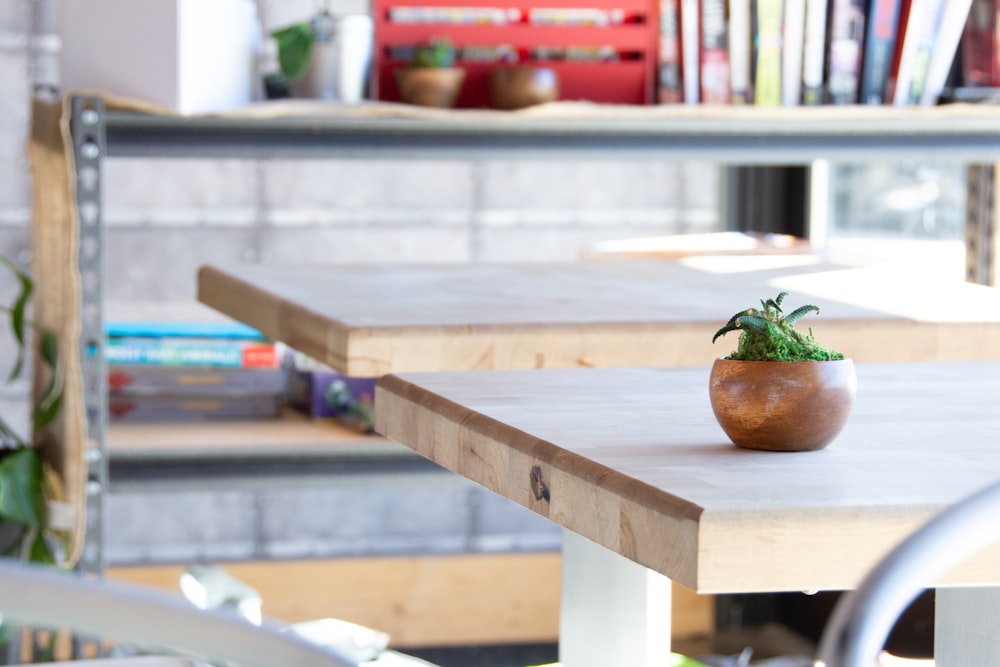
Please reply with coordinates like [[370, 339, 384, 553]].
[[105, 338, 281, 369]]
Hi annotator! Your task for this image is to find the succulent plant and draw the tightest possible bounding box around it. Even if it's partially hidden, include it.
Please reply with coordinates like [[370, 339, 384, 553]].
[[410, 38, 458, 68], [712, 291, 844, 362]]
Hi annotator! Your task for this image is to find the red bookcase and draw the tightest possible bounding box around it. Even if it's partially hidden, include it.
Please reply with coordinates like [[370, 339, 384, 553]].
[[372, 0, 659, 107]]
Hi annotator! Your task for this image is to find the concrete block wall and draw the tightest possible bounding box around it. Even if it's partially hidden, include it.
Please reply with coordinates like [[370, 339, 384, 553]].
[[102, 156, 718, 300], [107, 473, 561, 565]]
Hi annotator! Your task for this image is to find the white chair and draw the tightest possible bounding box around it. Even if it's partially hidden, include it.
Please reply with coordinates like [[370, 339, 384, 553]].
[[0, 559, 357, 667], [12, 660, 204, 667], [816, 480, 1000, 667]]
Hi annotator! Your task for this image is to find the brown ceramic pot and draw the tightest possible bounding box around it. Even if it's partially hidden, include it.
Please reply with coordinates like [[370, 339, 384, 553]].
[[709, 358, 857, 452], [395, 67, 466, 108], [489, 65, 559, 110]]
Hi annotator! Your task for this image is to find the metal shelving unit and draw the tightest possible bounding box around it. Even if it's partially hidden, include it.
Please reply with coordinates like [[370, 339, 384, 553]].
[[99, 105, 1000, 163]]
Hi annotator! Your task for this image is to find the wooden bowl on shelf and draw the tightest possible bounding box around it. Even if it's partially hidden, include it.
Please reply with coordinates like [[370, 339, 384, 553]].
[[394, 67, 466, 108], [489, 65, 559, 110]]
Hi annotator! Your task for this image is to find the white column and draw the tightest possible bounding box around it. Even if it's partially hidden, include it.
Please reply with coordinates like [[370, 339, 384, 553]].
[[559, 530, 673, 667]]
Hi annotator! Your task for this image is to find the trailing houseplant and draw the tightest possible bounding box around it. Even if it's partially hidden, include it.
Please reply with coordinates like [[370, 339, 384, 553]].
[[268, 7, 374, 102], [0, 255, 66, 562], [709, 292, 856, 452], [0, 254, 69, 658]]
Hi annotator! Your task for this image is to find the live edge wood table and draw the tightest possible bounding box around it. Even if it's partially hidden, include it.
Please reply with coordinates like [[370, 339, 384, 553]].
[[197, 257, 1000, 665], [375, 362, 1000, 667]]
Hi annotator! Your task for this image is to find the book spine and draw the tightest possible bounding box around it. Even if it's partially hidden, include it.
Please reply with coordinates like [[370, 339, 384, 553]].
[[680, 0, 701, 103], [658, 0, 684, 102], [905, 0, 946, 103], [728, 0, 753, 102], [781, 0, 807, 105], [106, 338, 282, 369], [108, 365, 288, 395], [826, 0, 868, 104], [801, 0, 829, 103], [701, 0, 732, 103], [961, 0, 997, 86], [883, 0, 913, 101], [859, 0, 903, 104], [108, 394, 283, 422], [753, 0, 784, 106], [891, 0, 934, 104], [918, 0, 974, 105]]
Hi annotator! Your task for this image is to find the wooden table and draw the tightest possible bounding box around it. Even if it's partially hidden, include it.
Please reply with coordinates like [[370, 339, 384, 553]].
[[375, 361, 1000, 666], [197, 257, 1000, 664], [198, 256, 1000, 376]]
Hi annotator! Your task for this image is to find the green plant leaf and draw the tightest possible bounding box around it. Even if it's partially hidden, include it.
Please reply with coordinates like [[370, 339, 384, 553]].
[[29, 530, 54, 565], [735, 314, 773, 334], [783, 304, 820, 326], [39, 328, 58, 367], [272, 23, 315, 82], [411, 38, 457, 68], [33, 387, 62, 432], [34, 328, 63, 431], [1, 255, 32, 383], [0, 448, 45, 529]]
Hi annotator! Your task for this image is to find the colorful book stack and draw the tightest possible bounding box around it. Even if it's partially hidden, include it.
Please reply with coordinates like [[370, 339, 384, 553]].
[[657, 0, 974, 105], [106, 321, 287, 423]]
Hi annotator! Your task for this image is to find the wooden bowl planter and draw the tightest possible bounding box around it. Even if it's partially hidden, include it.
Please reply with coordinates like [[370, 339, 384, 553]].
[[395, 67, 466, 108], [489, 65, 559, 110], [710, 292, 856, 452], [709, 358, 857, 452]]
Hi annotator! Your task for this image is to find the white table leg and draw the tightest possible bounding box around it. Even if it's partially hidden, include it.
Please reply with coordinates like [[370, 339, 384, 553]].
[[935, 587, 1000, 666], [559, 530, 673, 667]]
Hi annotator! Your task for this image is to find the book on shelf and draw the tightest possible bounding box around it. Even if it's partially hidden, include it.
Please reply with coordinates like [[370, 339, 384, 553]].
[[963, 0, 1000, 86], [906, 0, 949, 103], [108, 393, 284, 423], [753, 0, 784, 106], [728, 0, 753, 102], [658, 0, 683, 103], [859, 0, 903, 104], [105, 337, 283, 369], [781, 0, 807, 105], [801, 0, 829, 103], [701, 0, 732, 103], [106, 320, 266, 340], [108, 364, 288, 395], [882, 0, 913, 101], [680, 0, 701, 102], [826, 0, 868, 103], [892, 0, 945, 105], [917, 0, 973, 105]]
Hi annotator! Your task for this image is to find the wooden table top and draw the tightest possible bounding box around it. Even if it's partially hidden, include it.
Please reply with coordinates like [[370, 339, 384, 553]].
[[375, 361, 1000, 594], [198, 257, 1000, 376]]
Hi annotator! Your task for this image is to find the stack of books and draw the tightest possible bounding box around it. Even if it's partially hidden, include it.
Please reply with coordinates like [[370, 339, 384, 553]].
[[106, 321, 287, 423], [658, 0, 976, 106]]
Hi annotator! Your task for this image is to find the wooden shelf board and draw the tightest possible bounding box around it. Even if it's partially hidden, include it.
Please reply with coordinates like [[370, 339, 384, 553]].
[[107, 408, 406, 460]]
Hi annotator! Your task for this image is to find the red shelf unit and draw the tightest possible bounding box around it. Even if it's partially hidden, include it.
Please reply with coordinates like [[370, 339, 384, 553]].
[[372, 0, 659, 108]]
